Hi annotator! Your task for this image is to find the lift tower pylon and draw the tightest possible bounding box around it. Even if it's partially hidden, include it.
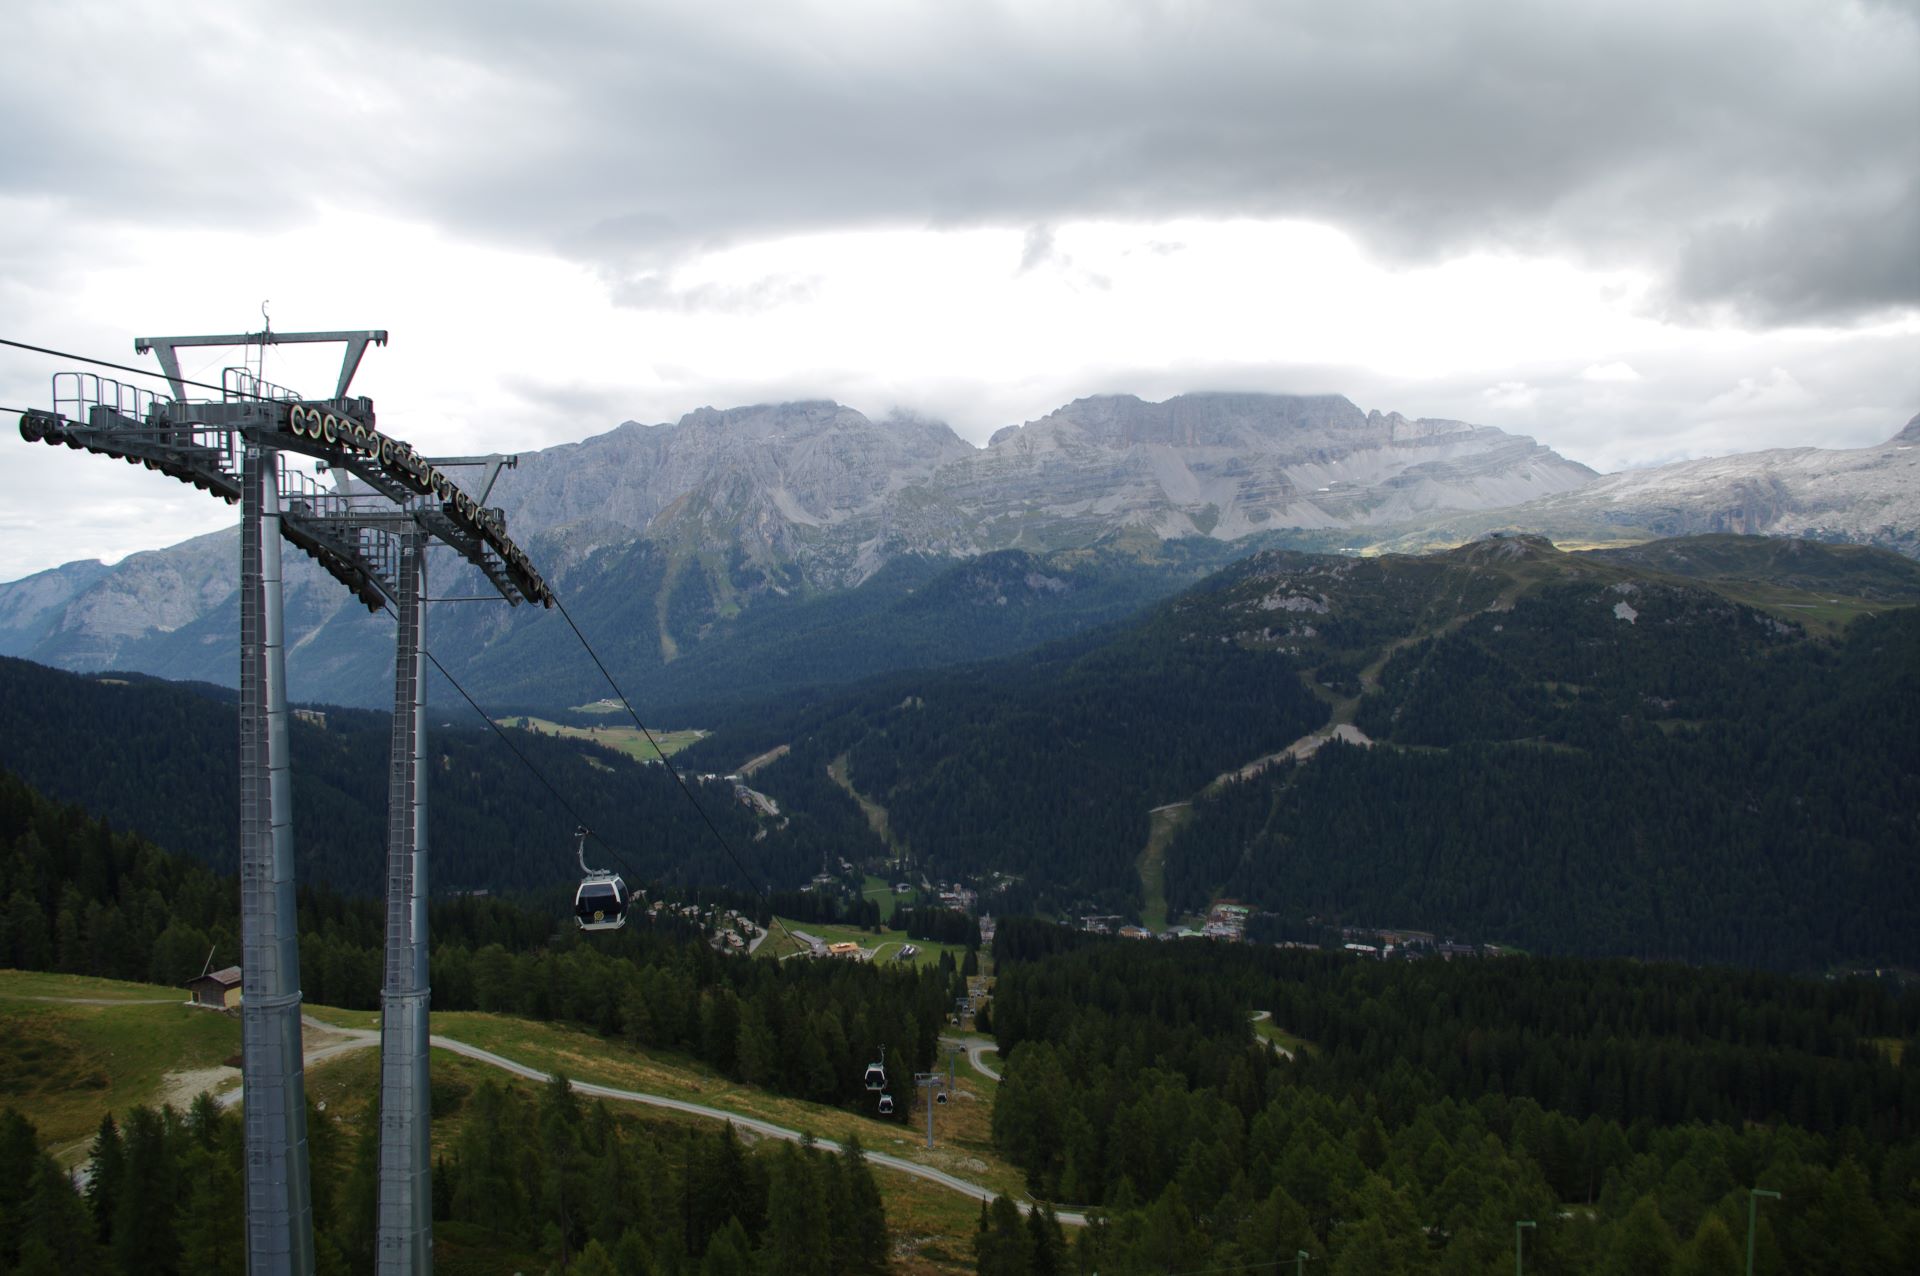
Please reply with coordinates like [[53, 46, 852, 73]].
[[238, 433, 313, 1274], [18, 328, 552, 1276]]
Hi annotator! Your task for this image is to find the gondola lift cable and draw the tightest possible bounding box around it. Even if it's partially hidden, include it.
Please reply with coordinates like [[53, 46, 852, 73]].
[[3, 334, 804, 953]]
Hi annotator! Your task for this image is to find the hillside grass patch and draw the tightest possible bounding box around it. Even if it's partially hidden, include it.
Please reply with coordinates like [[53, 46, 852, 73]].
[[764, 917, 971, 971], [500, 716, 704, 762], [0, 971, 240, 1163]]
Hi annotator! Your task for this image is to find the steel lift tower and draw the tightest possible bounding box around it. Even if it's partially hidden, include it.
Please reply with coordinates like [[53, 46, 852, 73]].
[[19, 330, 552, 1275]]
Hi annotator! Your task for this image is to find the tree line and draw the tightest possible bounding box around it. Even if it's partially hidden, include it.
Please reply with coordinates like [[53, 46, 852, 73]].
[[0, 654, 873, 902], [978, 919, 1919, 1274], [0, 1077, 889, 1275], [0, 767, 958, 1118]]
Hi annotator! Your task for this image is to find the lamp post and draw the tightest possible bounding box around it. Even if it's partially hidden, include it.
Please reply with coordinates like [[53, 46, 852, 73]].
[[1746, 1188, 1779, 1276], [1515, 1219, 1536, 1276]]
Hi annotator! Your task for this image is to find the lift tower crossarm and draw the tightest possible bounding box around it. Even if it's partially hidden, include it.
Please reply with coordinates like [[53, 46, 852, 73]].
[[16, 327, 550, 1276], [135, 329, 389, 401]]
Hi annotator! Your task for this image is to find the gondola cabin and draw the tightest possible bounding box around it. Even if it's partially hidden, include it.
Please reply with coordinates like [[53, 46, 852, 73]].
[[574, 873, 629, 932], [570, 825, 629, 933]]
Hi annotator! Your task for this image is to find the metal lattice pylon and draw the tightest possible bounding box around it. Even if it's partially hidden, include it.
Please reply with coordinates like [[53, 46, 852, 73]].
[[18, 329, 552, 1276]]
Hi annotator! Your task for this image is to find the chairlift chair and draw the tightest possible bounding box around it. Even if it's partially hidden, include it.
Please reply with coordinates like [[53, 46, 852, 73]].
[[877, 1093, 894, 1116], [935, 1090, 948, 1105], [863, 1045, 888, 1092], [571, 825, 629, 933]]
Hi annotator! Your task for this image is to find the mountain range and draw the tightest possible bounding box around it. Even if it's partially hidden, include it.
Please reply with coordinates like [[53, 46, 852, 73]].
[[3, 391, 1914, 711]]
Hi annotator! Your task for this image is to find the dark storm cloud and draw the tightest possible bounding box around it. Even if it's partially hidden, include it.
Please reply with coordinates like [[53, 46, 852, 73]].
[[7, 0, 1916, 325]]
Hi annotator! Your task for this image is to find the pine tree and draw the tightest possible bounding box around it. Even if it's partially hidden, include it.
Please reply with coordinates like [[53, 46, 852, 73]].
[[17, 1154, 97, 1273], [699, 1217, 753, 1276], [1599, 1194, 1677, 1276], [1674, 1214, 1741, 1276], [839, 1136, 888, 1276], [111, 1105, 181, 1276], [85, 1112, 124, 1244], [974, 1194, 1029, 1276], [765, 1142, 833, 1276], [177, 1142, 244, 1276]]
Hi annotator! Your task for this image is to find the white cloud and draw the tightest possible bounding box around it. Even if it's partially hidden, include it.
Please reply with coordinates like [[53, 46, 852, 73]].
[[3, 1, 1918, 580]]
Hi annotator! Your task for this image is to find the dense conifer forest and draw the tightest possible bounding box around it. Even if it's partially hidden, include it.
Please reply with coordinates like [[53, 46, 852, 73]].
[[686, 624, 1328, 914], [0, 769, 956, 1114], [0, 655, 881, 900], [0, 1081, 890, 1274], [981, 919, 1920, 1274], [1164, 596, 1920, 968]]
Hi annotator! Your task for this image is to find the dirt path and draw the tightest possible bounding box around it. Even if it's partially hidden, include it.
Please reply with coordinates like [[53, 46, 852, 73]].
[[278, 1016, 1077, 1222], [53, 999, 1072, 1222], [1137, 803, 1191, 931], [828, 752, 902, 855], [737, 743, 790, 776], [944, 1035, 1002, 1082]]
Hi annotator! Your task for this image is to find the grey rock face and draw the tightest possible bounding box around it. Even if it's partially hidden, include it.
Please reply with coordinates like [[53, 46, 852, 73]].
[[0, 558, 111, 658], [0, 391, 1652, 681], [1413, 417, 1920, 558], [490, 402, 977, 579], [941, 393, 1595, 548]]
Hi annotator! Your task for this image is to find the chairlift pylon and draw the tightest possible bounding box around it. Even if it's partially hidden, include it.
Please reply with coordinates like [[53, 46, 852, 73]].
[[571, 825, 629, 933]]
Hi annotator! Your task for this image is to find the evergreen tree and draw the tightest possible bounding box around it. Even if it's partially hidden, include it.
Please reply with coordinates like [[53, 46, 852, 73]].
[[1599, 1194, 1677, 1276], [700, 1217, 753, 1276], [975, 1195, 1030, 1276], [838, 1136, 888, 1276], [1674, 1214, 1741, 1276], [85, 1113, 124, 1244], [760, 1143, 830, 1276], [177, 1139, 244, 1276]]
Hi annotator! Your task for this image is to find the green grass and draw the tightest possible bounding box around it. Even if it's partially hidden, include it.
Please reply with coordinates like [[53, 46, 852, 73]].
[[1251, 1015, 1313, 1058], [3, 972, 1025, 1269], [499, 715, 704, 762], [1138, 804, 1191, 932], [0, 969, 186, 1000], [307, 1033, 997, 1274], [764, 918, 970, 971], [863, 873, 903, 922], [422, 1012, 1027, 1200], [0, 970, 241, 1164], [303, 1003, 382, 1031]]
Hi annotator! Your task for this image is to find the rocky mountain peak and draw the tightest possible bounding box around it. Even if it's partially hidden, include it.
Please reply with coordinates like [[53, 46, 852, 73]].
[[1893, 413, 1920, 445], [987, 392, 1372, 450]]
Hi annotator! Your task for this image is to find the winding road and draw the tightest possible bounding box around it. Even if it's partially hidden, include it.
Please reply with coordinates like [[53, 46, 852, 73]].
[[22, 990, 1077, 1221], [947, 1033, 1001, 1081], [292, 1016, 1081, 1224]]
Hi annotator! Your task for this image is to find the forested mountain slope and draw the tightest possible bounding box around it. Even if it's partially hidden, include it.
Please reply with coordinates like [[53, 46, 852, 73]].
[[0, 656, 881, 900], [694, 535, 1920, 968], [1162, 556, 1920, 968]]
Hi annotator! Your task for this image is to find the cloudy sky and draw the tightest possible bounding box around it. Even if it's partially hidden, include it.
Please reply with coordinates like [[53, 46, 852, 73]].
[[3, 0, 1915, 581]]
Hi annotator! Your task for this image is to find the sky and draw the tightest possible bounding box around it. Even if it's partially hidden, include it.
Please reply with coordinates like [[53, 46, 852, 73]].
[[2, 0, 1916, 582]]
